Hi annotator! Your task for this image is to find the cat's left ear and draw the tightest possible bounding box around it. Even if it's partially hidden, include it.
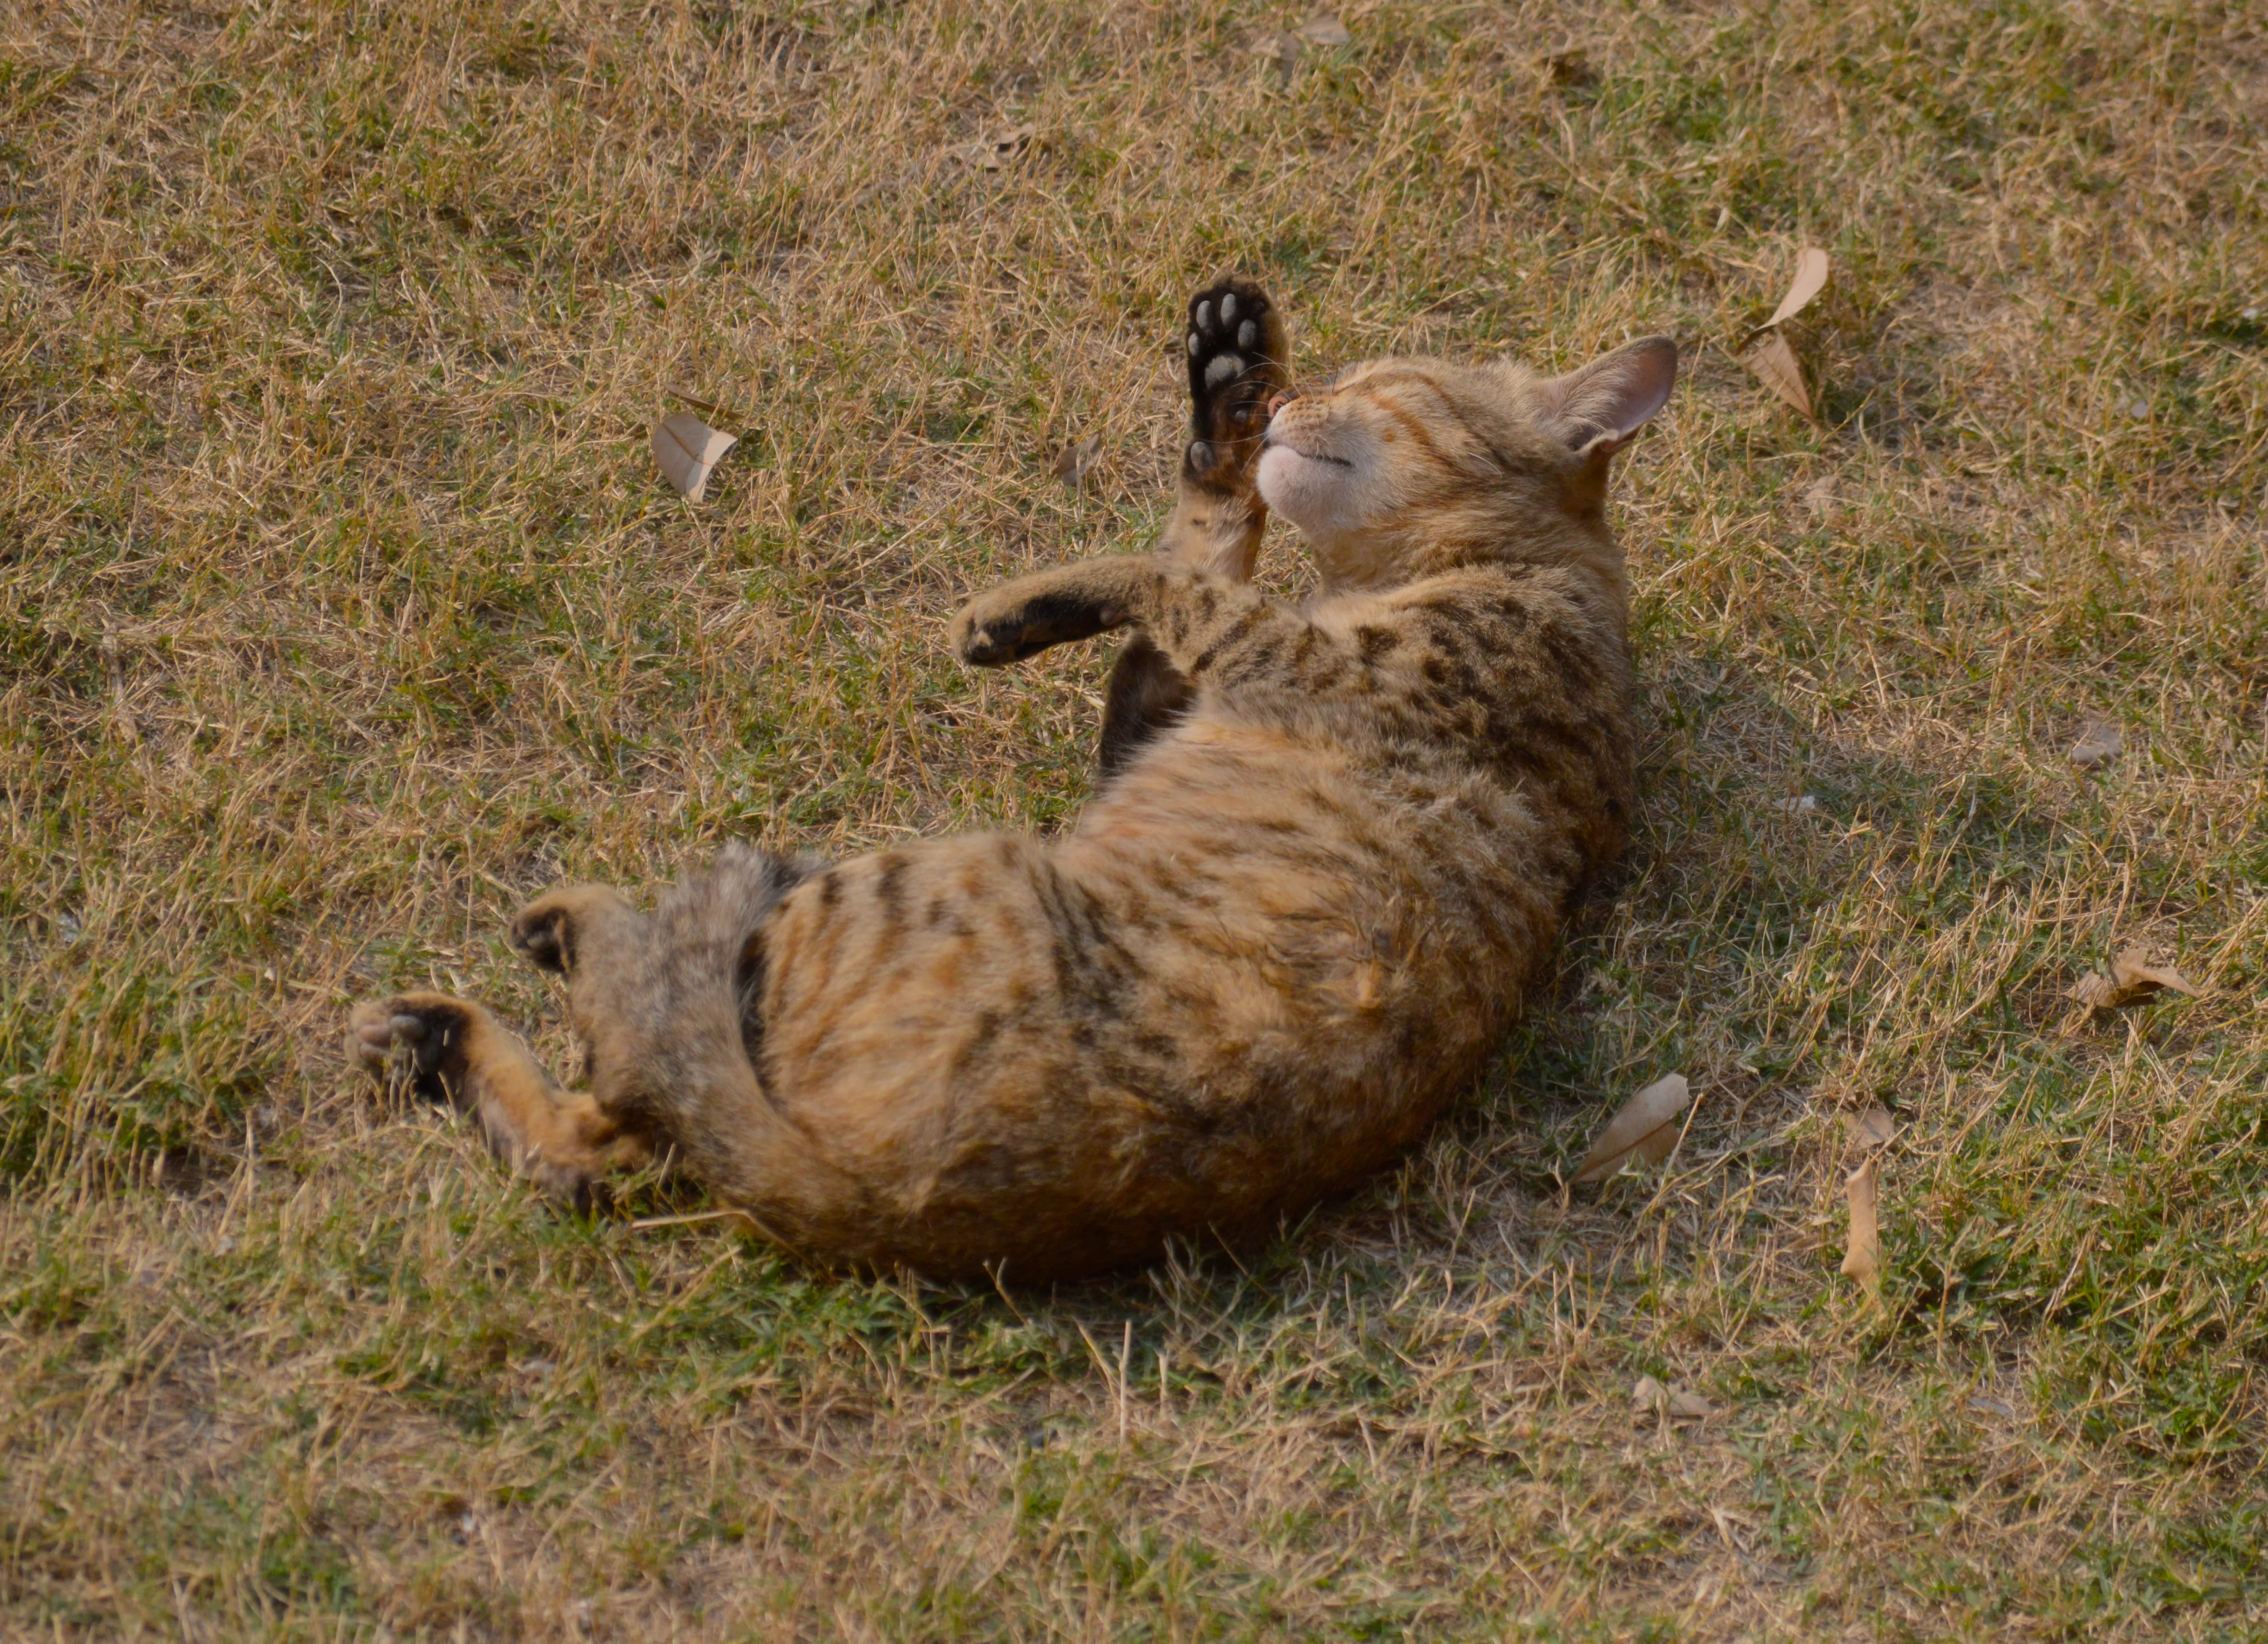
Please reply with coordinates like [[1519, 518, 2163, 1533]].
[[1540, 336, 1678, 460]]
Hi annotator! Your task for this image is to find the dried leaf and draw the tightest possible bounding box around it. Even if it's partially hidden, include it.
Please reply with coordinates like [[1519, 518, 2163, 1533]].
[[1260, 29, 1302, 78], [1631, 1374, 1711, 1426], [1841, 1159, 1881, 1297], [2110, 948, 2198, 997], [1846, 1106, 1896, 1150], [1742, 331, 1813, 419], [2068, 719, 2123, 767], [1802, 476, 1837, 517], [1051, 434, 1101, 486], [1296, 14, 1351, 46], [957, 124, 1035, 171], [651, 411, 739, 502], [1545, 48, 1597, 89], [1772, 794, 1818, 816], [1630, 1374, 1669, 1424], [1766, 246, 1831, 328], [2072, 947, 2202, 1019], [1572, 1073, 1691, 1185]]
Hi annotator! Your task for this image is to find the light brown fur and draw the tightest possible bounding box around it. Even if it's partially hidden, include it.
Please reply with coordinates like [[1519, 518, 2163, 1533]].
[[350, 279, 1676, 1279]]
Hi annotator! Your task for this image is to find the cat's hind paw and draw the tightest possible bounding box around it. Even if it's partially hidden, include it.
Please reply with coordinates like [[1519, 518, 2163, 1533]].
[[348, 992, 482, 1111]]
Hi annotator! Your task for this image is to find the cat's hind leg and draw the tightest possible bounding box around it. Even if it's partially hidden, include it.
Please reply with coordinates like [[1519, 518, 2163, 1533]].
[[348, 991, 651, 1206]]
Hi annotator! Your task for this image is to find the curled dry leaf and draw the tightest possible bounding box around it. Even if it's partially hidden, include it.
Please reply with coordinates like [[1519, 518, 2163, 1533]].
[[2111, 948, 2199, 997], [1742, 331, 1813, 420], [652, 412, 739, 502], [1772, 794, 1818, 816], [1051, 434, 1101, 487], [1840, 1158, 1881, 1298], [2069, 947, 2201, 1019], [1545, 48, 1597, 89], [1572, 1072, 1691, 1185], [1631, 1374, 1712, 1425], [2068, 719, 2123, 767], [1766, 246, 1831, 328], [1295, 13, 1351, 46], [958, 124, 1035, 171], [1845, 1105, 1896, 1150]]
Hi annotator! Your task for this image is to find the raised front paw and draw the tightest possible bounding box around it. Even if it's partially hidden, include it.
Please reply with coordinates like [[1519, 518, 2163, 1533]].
[[348, 992, 479, 1110], [1183, 278, 1290, 496]]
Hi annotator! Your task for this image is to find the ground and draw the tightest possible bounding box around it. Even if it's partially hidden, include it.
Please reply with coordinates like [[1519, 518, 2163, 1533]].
[[4, 0, 2267, 1638]]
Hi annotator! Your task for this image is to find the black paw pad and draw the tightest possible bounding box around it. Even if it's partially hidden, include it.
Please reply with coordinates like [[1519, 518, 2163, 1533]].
[[1183, 278, 1289, 491], [510, 908, 572, 973], [351, 999, 474, 1110]]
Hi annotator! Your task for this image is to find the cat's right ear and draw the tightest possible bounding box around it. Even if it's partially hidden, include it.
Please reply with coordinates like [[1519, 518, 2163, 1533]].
[[1539, 336, 1678, 461]]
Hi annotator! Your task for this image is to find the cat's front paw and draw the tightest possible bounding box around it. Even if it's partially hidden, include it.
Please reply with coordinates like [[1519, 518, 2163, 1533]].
[[1183, 278, 1289, 496], [951, 564, 1140, 667], [949, 587, 1080, 666]]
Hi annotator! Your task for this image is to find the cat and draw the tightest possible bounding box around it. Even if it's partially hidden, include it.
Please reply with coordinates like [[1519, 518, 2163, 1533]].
[[348, 278, 1675, 1280]]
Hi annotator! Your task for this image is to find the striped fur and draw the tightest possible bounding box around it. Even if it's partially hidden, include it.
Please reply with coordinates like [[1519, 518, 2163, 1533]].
[[349, 283, 1676, 1279]]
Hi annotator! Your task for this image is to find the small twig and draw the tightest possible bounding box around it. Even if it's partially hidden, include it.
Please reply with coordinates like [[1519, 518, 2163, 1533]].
[[629, 1207, 761, 1235], [666, 385, 738, 421]]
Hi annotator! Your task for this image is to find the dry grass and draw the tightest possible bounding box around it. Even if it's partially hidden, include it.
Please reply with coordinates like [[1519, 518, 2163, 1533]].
[[5, 0, 2267, 1636]]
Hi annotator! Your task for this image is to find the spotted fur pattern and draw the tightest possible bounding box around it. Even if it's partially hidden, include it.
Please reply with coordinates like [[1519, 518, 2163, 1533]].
[[350, 281, 1677, 1279]]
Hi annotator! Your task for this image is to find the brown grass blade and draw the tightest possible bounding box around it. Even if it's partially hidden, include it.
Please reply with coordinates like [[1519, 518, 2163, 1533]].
[[2068, 719, 2123, 767]]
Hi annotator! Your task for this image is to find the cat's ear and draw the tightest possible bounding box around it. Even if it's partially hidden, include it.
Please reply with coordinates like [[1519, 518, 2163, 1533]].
[[1539, 336, 1678, 459]]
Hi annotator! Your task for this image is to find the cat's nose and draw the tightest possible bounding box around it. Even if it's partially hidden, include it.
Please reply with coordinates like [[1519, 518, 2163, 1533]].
[[1266, 391, 1298, 418]]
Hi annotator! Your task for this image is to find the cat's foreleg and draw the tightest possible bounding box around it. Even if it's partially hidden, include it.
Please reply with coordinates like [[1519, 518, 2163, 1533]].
[[953, 555, 1323, 681], [1153, 276, 1290, 582], [1098, 279, 1290, 776]]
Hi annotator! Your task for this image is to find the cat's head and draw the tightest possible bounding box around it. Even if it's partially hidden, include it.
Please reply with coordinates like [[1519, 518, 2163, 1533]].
[[1255, 335, 1676, 594]]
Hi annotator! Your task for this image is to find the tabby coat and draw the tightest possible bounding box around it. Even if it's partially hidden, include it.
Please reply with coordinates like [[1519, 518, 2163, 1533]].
[[350, 280, 1676, 1279]]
